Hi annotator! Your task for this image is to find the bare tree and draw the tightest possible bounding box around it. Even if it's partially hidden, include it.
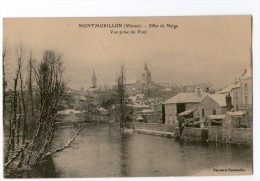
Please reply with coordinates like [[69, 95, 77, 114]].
[[115, 64, 132, 132], [4, 48, 87, 177], [28, 51, 34, 117], [3, 44, 7, 114]]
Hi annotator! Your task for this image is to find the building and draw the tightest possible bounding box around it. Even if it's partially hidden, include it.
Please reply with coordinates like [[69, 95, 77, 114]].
[[193, 94, 232, 119], [91, 69, 97, 88], [113, 62, 156, 96], [231, 86, 241, 111], [240, 69, 252, 119], [141, 62, 152, 84], [222, 111, 249, 128], [192, 94, 233, 127], [163, 86, 207, 125], [87, 70, 101, 92], [218, 82, 241, 111]]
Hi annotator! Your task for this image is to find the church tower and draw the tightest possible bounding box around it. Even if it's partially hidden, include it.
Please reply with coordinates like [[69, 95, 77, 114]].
[[141, 62, 152, 84], [91, 69, 97, 88]]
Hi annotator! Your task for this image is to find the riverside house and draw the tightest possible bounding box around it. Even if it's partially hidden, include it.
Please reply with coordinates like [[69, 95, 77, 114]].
[[163, 86, 207, 125], [193, 94, 233, 126]]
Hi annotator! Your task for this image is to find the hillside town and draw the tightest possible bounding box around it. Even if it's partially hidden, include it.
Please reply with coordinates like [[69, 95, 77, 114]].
[[3, 16, 254, 178], [59, 62, 252, 145]]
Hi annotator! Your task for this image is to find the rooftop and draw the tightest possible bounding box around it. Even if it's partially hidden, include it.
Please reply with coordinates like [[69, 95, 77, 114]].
[[218, 83, 240, 94], [163, 92, 207, 104], [209, 114, 226, 120], [240, 69, 252, 80], [207, 94, 228, 107], [227, 111, 245, 116], [179, 109, 194, 116]]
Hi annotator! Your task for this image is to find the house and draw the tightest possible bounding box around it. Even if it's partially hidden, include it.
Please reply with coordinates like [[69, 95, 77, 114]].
[[232, 86, 241, 111], [193, 94, 232, 121], [222, 111, 253, 144], [218, 82, 241, 111], [163, 86, 207, 125], [223, 111, 249, 128], [240, 69, 252, 121]]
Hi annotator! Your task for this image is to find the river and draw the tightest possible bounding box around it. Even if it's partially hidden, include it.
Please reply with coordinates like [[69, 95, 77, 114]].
[[22, 123, 252, 178]]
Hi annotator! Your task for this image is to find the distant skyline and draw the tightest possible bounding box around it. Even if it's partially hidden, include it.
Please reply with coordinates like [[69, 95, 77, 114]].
[[3, 16, 251, 90]]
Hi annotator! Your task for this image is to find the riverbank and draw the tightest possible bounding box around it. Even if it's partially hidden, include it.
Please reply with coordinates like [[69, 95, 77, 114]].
[[133, 122, 253, 146]]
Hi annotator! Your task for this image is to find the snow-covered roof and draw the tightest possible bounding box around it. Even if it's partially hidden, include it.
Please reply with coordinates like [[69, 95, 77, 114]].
[[87, 87, 100, 92], [179, 109, 194, 116], [240, 69, 252, 80], [58, 109, 85, 115], [227, 111, 245, 116], [163, 92, 207, 104], [129, 96, 137, 102], [98, 107, 108, 112], [142, 109, 154, 113], [208, 94, 227, 107], [136, 116, 144, 120], [162, 88, 172, 92], [132, 104, 150, 108], [218, 83, 240, 94], [136, 94, 144, 98], [209, 114, 226, 120]]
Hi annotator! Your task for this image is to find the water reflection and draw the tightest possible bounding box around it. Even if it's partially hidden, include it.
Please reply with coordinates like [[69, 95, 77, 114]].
[[22, 156, 60, 178], [119, 133, 131, 176], [22, 124, 253, 178]]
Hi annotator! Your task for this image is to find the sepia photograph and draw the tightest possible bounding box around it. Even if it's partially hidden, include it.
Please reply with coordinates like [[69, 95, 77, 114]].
[[2, 16, 254, 178]]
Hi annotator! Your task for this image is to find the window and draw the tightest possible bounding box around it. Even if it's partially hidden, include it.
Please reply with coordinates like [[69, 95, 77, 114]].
[[236, 105, 239, 111], [245, 96, 248, 105], [202, 109, 205, 117], [213, 109, 216, 115], [244, 83, 248, 92]]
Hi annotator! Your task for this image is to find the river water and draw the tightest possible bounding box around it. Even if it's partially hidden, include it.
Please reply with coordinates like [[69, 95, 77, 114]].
[[22, 123, 252, 178]]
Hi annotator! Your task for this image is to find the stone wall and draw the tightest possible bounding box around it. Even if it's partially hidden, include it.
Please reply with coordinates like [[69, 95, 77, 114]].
[[208, 126, 222, 142], [230, 128, 253, 144], [181, 127, 202, 141], [177, 126, 252, 145], [134, 122, 252, 145]]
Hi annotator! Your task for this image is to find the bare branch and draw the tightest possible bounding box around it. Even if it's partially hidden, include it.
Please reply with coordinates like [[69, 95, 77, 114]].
[[39, 123, 87, 162]]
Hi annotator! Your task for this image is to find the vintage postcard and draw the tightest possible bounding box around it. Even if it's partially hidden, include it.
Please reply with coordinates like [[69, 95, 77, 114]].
[[2, 16, 252, 178]]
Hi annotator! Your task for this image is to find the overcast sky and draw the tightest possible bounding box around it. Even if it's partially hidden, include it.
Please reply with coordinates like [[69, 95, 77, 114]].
[[3, 16, 251, 90]]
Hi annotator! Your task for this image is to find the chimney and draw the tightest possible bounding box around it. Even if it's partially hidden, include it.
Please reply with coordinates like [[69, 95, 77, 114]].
[[225, 94, 232, 111], [195, 86, 202, 97], [205, 87, 209, 93], [241, 69, 247, 77]]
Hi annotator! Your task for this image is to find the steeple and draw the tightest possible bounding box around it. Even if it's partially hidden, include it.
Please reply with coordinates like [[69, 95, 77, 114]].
[[91, 69, 97, 88], [141, 62, 152, 84], [144, 62, 149, 71]]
